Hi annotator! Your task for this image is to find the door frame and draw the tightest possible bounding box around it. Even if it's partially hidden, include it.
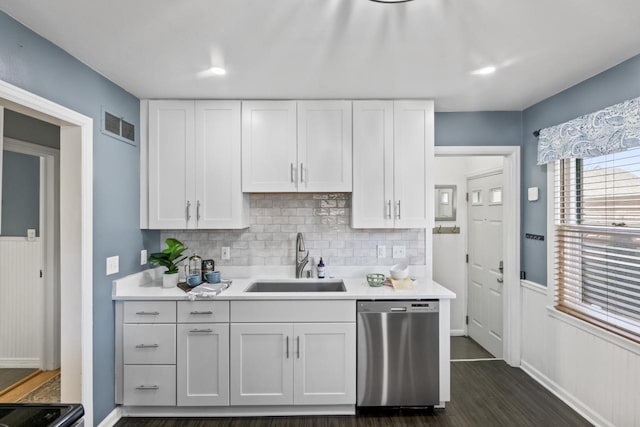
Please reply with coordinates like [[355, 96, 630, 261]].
[[435, 146, 521, 366], [3, 137, 60, 370], [0, 79, 94, 422]]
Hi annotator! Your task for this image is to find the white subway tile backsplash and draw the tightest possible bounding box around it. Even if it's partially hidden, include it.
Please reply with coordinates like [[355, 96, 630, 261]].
[[162, 193, 425, 267]]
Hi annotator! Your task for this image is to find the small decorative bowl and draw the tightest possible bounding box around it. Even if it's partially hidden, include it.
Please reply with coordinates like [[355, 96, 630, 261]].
[[390, 263, 409, 280], [186, 274, 203, 287], [204, 270, 221, 284], [367, 273, 385, 287]]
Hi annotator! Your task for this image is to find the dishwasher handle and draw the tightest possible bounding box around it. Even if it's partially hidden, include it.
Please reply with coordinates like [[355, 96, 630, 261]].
[[390, 307, 408, 312]]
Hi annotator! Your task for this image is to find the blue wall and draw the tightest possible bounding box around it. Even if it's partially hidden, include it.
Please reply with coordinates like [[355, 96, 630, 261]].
[[0, 11, 159, 424], [435, 111, 522, 147], [521, 54, 640, 285], [1, 150, 39, 236]]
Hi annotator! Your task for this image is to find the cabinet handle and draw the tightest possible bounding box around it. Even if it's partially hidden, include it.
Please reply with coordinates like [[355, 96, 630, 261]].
[[135, 311, 159, 315], [135, 344, 159, 349], [135, 385, 159, 390], [290, 163, 295, 183], [189, 328, 213, 333], [186, 201, 191, 221], [386, 200, 392, 219], [286, 336, 289, 359], [300, 163, 304, 183], [196, 200, 201, 221], [396, 200, 401, 220], [190, 311, 213, 315], [296, 336, 300, 359]]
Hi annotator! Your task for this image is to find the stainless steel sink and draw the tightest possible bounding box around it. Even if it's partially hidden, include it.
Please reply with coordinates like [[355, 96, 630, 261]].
[[244, 279, 346, 292]]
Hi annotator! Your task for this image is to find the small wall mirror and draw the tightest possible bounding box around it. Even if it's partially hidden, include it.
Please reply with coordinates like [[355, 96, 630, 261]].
[[435, 185, 457, 221]]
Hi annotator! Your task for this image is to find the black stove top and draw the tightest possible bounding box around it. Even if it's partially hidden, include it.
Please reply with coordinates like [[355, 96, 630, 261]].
[[0, 404, 83, 427]]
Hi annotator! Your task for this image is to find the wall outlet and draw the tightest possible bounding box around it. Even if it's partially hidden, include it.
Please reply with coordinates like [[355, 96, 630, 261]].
[[377, 245, 386, 258], [27, 229, 36, 241], [392, 245, 406, 259], [106, 256, 119, 275], [140, 249, 148, 265], [221, 247, 230, 260]]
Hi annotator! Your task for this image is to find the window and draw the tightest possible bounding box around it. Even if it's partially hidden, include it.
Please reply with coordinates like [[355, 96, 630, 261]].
[[555, 146, 640, 342]]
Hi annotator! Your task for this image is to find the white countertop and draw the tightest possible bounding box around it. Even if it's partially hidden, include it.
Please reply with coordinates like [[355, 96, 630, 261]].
[[112, 267, 456, 301]]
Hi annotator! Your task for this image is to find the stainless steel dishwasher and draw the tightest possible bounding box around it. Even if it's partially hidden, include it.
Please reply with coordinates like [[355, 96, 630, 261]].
[[357, 300, 439, 408]]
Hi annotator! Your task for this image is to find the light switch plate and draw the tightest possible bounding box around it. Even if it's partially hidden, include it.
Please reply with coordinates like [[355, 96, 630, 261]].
[[393, 245, 406, 259], [140, 249, 147, 265], [528, 187, 539, 201], [377, 245, 386, 258], [221, 247, 230, 260], [106, 256, 119, 275], [27, 229, 36, 241]]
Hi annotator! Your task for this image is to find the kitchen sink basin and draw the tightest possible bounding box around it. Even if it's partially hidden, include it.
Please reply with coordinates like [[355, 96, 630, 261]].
[[244, 280, 346, 292]]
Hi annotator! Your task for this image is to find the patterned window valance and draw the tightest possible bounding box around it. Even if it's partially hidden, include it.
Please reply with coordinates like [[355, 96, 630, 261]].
[[537, 96, 640, 165]]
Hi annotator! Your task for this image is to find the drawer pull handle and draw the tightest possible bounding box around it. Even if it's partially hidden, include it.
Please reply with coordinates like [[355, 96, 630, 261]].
[[135, 311, 160, 315], [136, 385, 159, 390], [189, 328, 213, 333], [190, 311, 213, 315], [135, 344, 159, 348]]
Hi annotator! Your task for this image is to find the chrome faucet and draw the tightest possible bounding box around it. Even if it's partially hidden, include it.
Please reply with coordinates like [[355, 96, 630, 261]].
[[295, 232, 309, 278]]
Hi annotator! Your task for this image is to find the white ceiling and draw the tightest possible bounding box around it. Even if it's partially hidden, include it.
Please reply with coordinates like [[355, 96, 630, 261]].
[[2, 0, 640, 111]]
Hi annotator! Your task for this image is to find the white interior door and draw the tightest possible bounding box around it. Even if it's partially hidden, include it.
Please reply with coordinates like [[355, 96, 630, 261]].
[[467, 172, 504, 358]]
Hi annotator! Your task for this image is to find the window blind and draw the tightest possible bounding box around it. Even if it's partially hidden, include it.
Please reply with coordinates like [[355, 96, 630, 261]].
[[555, 146, 640, 343]]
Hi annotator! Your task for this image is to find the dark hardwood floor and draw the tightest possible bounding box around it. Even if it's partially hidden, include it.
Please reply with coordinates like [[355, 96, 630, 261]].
[[450, 337, 494, 360], [116, 361, 591, 427]]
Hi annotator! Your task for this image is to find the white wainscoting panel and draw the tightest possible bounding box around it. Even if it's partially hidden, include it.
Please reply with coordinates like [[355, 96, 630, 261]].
[[0, 238, 43, 367], [520, 280, 640, 427]]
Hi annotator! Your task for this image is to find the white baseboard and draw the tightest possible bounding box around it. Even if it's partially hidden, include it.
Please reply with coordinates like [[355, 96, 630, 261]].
[[97, 407, 121, 427], [450, 329, 465, 336], [521, 360, 611, 427], [0, 358, 40, 368]]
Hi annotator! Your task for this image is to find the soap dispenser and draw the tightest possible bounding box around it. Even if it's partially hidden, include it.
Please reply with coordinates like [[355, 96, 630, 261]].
[[317, 257, 325, 279]]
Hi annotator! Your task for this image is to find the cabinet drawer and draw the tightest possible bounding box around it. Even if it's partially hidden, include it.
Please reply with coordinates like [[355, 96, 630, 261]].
[[123, 324, 176, 364], [123, 365, 176, 406], [124, 301, 176, 323], [177, 301, 229, 323]]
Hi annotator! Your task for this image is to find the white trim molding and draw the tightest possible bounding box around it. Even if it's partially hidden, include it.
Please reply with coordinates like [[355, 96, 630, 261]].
[[435, 145, 521, 367], [96, 407, 121, 427], [0, 79, 94, 425], [520, 360, 611, 427], [520, 280, 547, 295]]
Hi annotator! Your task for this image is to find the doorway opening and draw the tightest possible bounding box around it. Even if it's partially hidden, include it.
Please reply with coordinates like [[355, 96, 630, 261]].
[[0, 134, 60, 402], [0, 80, 94, 422], [434, 146, 521, 367]]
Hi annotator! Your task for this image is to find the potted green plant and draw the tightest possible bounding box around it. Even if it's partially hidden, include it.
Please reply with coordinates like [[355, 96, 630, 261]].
[[149, 238, 188, 288]]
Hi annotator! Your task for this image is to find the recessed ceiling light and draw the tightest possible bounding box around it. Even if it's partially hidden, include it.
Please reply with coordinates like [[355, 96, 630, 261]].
[[208, 67, 226, 76], [471, 66, 496, 76]]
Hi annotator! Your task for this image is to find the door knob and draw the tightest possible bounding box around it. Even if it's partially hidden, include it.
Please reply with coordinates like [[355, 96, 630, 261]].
[[497, 277, 503, 283]]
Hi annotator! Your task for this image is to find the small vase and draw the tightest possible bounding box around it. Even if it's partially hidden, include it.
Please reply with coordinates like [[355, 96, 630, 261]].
[[163, 272, 179, 288]]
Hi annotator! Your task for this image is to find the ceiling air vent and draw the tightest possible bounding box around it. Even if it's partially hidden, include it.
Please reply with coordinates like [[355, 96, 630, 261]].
[[101, 107, 136, 146]]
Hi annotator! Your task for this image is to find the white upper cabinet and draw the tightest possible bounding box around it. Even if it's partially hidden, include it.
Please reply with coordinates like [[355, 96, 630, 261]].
[[297, 101, 352, 192], [144, 100, 249, 229], [195, 101, 249, 228], [241, 100, 352, 192], [241, 101, 298, 192], [148, 100, 194, 229], [352, 100, 434, 229]]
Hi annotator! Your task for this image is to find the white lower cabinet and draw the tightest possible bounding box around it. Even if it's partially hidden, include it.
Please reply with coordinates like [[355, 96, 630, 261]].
[[230, 322, 356, 406], [177, 323, 229, 406], [123, 365, 176, 406]]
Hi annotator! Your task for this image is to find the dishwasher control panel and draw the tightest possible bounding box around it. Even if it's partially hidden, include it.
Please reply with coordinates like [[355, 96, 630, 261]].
[[357, 300, 439, 313]]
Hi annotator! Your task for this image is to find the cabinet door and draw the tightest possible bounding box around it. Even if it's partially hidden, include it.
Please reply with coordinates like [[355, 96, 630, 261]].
[[293, 323, 356, 405], [393, 100, 434, 228], [241, 101, 297, 192], [352, 101, 394, 228], [230, 323, 294, 405], [297, 101, 352, 192], [177, 323, 229, 406], [195, 101, 249, 229], [148, 100, 195, 229]]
